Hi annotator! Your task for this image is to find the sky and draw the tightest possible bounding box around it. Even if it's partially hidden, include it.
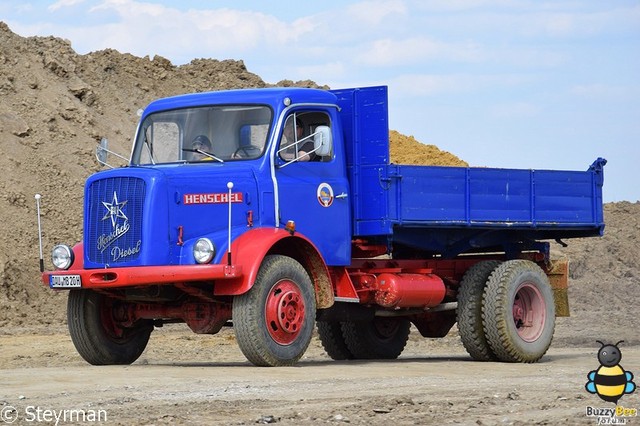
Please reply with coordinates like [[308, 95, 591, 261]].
[[3, 0, 639, 202]]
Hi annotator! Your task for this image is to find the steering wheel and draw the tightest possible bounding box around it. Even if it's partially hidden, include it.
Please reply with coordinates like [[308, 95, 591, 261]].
[[233, 145, 262, 159]]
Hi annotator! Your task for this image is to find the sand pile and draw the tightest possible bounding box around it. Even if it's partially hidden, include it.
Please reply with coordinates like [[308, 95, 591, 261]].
[[389, 130, 467, 166]]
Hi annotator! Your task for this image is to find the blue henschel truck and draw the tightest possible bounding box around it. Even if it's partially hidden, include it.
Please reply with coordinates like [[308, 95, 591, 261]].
[[42, 86, 606, 366]]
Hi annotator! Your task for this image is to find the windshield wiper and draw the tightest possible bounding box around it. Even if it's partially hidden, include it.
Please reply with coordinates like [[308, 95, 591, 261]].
[[144, 134, 156, 165], [182, 148, 224, 163]]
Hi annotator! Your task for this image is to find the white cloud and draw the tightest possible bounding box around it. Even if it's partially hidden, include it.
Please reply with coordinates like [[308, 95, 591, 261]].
[[90, 0, 175, 18], [14, 3, 34, 13], [69, 0, 315, 62], [346, 0, 407, 26], [48, 0, 86, 12], [409, 2, 640, 40], [534, 5, 640, 37], [411, 0, 526, 12], [570, 84, 639, 101], [355, 37, 485, 67]]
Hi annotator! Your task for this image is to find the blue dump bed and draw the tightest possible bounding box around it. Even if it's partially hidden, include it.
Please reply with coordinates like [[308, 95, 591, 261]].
[[331, 86, 606, 257]]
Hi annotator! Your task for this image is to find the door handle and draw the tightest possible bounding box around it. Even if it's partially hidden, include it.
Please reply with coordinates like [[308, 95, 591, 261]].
[[335, 193, 348, 199]]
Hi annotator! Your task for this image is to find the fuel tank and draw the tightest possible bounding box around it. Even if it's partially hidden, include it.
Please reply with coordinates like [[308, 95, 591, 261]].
[[375, 273, 446, 308]]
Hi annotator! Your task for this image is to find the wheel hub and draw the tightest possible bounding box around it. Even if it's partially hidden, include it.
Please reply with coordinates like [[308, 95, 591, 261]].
[[265, 281, 305, 345], [512, 282, 546, 342]]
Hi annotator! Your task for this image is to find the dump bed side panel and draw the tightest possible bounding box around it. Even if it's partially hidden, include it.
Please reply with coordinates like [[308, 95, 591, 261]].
[[386, 161, 605, 235]]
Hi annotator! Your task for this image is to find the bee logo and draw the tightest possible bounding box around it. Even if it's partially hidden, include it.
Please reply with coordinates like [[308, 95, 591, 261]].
[[585, 340, 636, 404]]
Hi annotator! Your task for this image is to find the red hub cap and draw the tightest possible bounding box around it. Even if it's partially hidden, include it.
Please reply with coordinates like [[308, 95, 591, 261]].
[[512, 282, 546, 342], [265, 280, 305, 345]]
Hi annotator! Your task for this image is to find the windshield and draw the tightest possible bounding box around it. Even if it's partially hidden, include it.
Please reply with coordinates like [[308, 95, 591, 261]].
[[131, 105, 272, 165]]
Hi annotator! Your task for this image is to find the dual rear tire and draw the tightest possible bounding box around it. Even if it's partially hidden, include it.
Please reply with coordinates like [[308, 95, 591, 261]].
[[318, 317, 411, 361], [457, 259, 555, 363]]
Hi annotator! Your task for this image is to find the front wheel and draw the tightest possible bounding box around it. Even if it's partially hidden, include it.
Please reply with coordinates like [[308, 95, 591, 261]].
[[233, 255, 316, 366], [67, 290, 153, 365], [482, 260, 555, 363]]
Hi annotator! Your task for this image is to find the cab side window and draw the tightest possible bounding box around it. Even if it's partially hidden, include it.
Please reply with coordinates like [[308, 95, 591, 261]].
[[278, 112, 332, 163]]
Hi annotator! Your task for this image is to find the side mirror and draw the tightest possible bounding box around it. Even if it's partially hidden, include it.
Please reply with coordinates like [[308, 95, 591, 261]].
[[314, 126, 332, 156], [96, 138, 109, 166]]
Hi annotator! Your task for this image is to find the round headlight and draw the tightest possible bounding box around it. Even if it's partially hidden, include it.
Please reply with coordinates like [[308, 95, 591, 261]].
[[52, 244, 74, 270], [193, 238, 215, 264]]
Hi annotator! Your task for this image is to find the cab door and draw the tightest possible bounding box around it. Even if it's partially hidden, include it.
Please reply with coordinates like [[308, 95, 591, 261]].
[[274, 110, 351, 265]]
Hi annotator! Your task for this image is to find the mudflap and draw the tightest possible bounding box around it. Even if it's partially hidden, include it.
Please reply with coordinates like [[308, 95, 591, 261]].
[[545, 259, 570, 317]]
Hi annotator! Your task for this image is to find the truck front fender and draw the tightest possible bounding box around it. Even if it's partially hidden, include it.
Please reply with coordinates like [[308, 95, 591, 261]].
[[214, 227, 334, 309]]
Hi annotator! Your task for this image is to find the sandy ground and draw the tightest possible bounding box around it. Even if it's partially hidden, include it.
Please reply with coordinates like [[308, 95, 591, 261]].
[[2, 325, 638, 426]]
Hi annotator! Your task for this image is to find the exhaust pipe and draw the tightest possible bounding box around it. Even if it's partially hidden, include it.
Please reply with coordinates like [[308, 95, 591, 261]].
[[35, 194, 44, 272]]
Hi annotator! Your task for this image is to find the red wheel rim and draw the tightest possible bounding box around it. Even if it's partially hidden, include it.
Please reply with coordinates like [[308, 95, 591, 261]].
[[265, 279, 305, 345], [512, 282, 546, 342]]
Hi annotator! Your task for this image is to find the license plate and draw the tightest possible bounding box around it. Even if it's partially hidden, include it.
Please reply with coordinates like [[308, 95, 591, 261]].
[[50, 274, 82, 288]]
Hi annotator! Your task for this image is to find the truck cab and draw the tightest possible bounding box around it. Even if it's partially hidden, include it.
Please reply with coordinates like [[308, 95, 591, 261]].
[[89, 88, 352, 270]]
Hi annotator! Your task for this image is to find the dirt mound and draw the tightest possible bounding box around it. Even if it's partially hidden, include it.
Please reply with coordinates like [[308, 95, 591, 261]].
[[552, 201, 640, 345], [0, 23, 322, 328], [0, 22, 635, 345], [389, 130, 467, 166]]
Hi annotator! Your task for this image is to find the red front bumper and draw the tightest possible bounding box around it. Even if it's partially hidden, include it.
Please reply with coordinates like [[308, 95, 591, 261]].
[[42, 264, 243, 290]]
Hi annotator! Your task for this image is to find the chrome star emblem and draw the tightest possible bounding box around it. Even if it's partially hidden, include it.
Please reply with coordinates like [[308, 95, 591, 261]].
[[102, 191, 128, 228]]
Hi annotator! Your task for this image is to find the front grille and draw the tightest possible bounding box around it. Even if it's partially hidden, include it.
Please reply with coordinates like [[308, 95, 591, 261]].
[[86, 177, 145, 265]]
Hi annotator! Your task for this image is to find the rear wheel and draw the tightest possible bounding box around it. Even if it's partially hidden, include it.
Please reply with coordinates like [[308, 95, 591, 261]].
[[482, 260, 555, 363], [67, 290, 153, 365], [341, 317, 410, 359], [457, 260, 502, 361], [317, 321, 354, 360], [233, 255, 316, 366]]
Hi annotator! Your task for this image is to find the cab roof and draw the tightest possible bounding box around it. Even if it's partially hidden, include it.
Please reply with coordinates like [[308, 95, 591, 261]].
[[142, 87, 339, 117]]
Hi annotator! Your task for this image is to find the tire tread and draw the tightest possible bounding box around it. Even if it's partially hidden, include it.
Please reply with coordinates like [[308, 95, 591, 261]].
[[341, 318, 410, 359], [457, 260, 501, 361], [317, 321, 354, 360]]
